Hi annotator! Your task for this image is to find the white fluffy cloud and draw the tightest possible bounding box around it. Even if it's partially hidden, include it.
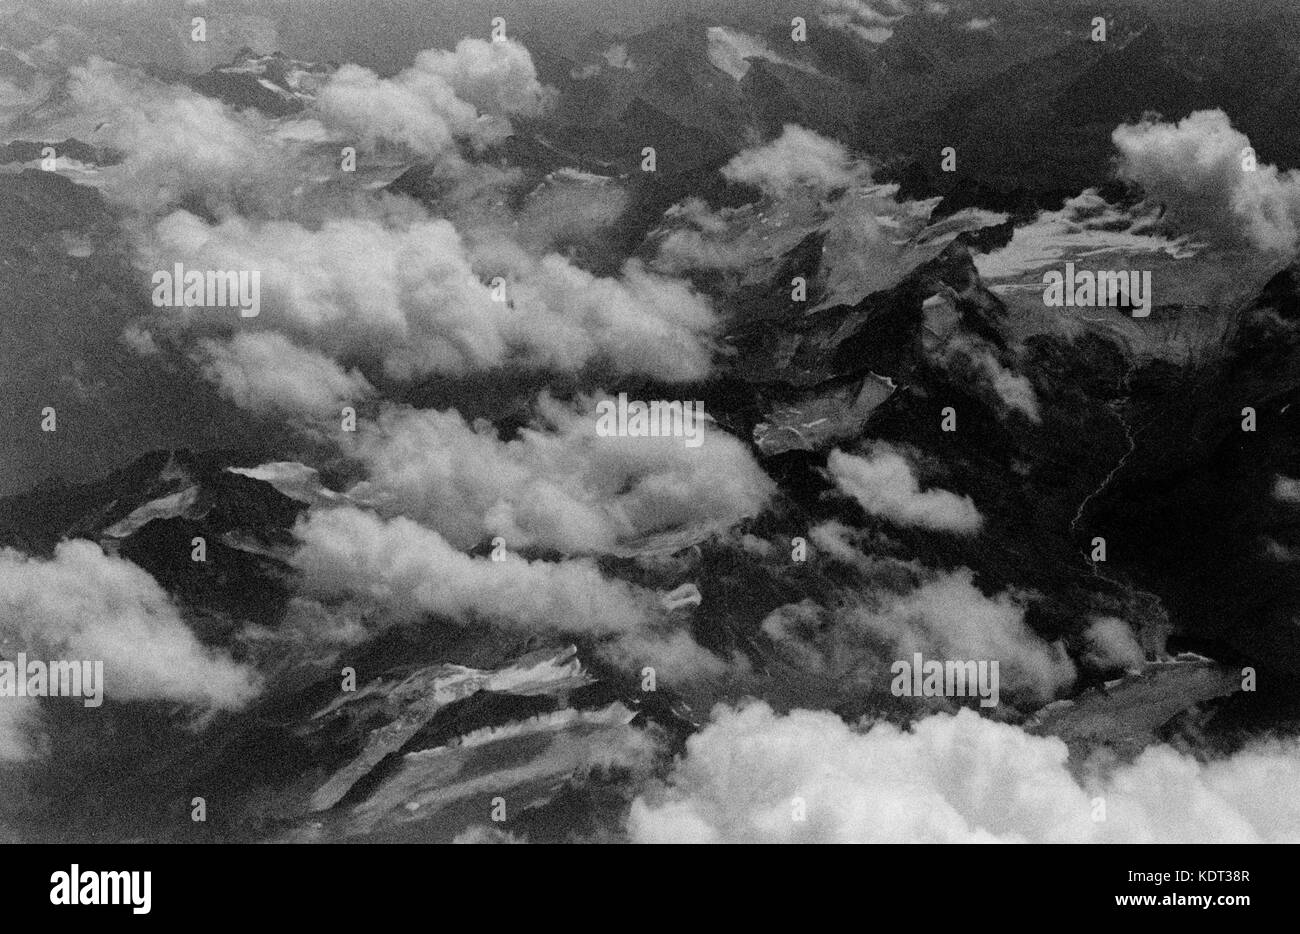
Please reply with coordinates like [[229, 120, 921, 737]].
[[722, 124, 869, 197], [349, 395, 775, 554], [315, 38, 553, 160], [415, 38, 555, 119], [1113, 109, 1300, 254], [827, 444, 983, 534], [141, 209, 718, 383], [63, 40, 552, 216], [196, 332, 373, 420], [317, 62, 481, 157], [845, 567, 1076, 702], [66, 57, 297, 214], [1082, 617, 1146, 671], [290, 506, 727, 678], [0, 541, 261, 758], [291, 506, 649, 630], [628, 702, 1300, 842], [142, 210, 503, 379], [763, 566, 1075, 703]]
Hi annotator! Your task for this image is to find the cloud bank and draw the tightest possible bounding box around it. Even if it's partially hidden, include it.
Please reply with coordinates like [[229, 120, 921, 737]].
[[1113, 109, 1300, 254], [67, 57, 297, 215], [140, 209, 718, 388], [629, 702, 1300, 842], [290, 506, 727, 678], [316, 38, 554, 161], [349, 395, 775, 554]]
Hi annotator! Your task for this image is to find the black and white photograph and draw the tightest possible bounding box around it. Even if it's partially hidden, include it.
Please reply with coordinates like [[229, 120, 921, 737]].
[[0, 0, 1294, 908]]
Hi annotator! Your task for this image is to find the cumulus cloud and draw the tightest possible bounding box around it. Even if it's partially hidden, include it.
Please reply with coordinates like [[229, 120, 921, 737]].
[[846, 567, 1075, 701], [0, 541, 261, 757], [61, 39, 553, 216], [290, 506, 727, 678], [141, 210, 504, 379], [490, 250, 718, 380], [763, 566, 1074, 703], [315, 38, 553, 161], [1082, 617, 1146, 671], [827, 444, 983, 534], [722, 124, 869, 197], [416, 37, 555, 119], [292, 506, 648, 630], [348, 395, 775, 554], [66, 57, 298, 214], [316, 62, 483, 157], [628, 702, 1300, 842], [196, 332, 373, 420], [139, 209, 717, 383], [1113, 109, 1300, 254]]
